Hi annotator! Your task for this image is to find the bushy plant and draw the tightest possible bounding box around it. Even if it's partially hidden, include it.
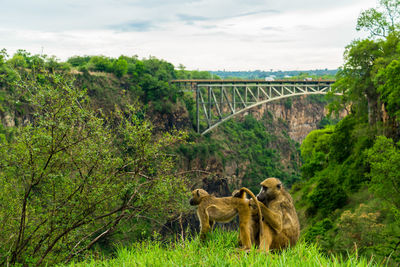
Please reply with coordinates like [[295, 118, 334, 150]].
[[67, 56, 91, 67], [328, 115, 357, 163], [112, 57, 128, 78], [300, 127, 333, 179], [303, 218, 333, 243], [0, 70, 188, 266], [87, 55, 113, 72], [306, 174, 347, 218], [335, 204, 385, 255], [367, 136, 400, 218]]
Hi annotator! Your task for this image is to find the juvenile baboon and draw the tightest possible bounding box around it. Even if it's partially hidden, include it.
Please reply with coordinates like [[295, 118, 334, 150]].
[[251, 177, 300, 251], [189, 187, 262, 250]]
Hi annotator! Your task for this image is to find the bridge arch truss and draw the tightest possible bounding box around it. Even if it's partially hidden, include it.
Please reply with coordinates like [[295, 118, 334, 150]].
[[172, 80, 338, 135]]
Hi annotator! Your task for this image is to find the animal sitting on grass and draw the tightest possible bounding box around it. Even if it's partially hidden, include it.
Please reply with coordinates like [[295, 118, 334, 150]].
[[251, 177, 300, 251]]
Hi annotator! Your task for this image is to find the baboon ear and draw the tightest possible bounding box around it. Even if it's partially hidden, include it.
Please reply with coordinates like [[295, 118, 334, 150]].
[[197, 190, 200, 197], [277, 183, 282, 189]]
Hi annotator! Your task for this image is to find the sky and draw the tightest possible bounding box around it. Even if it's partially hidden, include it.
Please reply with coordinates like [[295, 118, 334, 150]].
[[1, 0, 378, 71]]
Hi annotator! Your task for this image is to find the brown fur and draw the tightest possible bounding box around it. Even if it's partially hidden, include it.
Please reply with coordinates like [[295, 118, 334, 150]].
[[251, 177, 300, 251], [189, 188, 262, 250]]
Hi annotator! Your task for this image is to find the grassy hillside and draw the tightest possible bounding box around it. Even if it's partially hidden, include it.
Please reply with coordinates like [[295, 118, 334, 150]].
[[65, 230, 375, 267]]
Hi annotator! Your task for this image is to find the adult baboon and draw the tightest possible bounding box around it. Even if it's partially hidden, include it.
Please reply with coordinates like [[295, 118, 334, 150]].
[[251, 177, 300, 251], [189, 187, 262, 250]]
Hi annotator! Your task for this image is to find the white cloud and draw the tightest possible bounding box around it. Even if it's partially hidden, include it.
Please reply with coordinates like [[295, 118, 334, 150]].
[[1, 0, 377, 70]]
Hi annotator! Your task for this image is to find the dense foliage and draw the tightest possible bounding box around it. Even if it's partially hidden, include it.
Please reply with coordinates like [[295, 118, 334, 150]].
[[177, 112, 301, 194], [0, 57, 189, 265], [3, 2, 400, 266], [0, 48, 304, 265], [294, 1, 400, 264], [220, 115, 299, 192], [0, 46, 336, 265]]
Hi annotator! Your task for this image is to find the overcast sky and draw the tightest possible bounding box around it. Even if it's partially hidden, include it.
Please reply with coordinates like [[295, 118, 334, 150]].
[[1, 0, 378, 70]]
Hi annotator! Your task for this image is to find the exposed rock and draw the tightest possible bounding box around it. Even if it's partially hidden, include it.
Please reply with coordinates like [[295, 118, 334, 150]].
[[202, 176, 231, 197], [1, 113, 32, 127], [182, 95, 347, 194], [2, 113, 15, 127], [250, 95, 335, 143], [150, 101, 192, 132]]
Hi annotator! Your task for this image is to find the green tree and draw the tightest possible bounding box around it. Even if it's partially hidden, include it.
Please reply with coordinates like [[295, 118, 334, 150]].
[[376, 59, 400, 120], [333, 1, 400, 128], [306, 174, 347, 218], [113, 57, 128, 78], [7, 54, 27, 68], [335, 203, 387, 257], [67, 55, 91, 67], [300, 126, 333, 179], [334, 39, 383, 125], [87, 55, 112, 72], [367, 136, 400, 215], [367, 136, 400, 259], [0, 49, 20, 88], [357, 0, 400, 38], [0, 72, 188, 266]]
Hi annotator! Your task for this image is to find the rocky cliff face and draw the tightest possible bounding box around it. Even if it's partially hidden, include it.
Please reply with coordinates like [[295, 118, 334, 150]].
[[248, 95, 334, 143], [1, 112, 31, 128], [164, 96, 339, 236], [182, 95, 346, 193], [244, 95, 339, 177]]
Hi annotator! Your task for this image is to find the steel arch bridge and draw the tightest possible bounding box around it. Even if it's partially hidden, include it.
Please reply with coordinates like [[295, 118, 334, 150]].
[[172, 79, 338, 135]]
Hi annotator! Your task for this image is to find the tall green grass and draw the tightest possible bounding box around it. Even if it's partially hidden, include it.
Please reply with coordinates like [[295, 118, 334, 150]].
[[66, 229, 381, 267]]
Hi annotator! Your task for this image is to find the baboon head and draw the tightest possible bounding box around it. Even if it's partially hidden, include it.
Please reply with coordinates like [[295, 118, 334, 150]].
[[189, 188, 209, 206], [256, 177, 283, 204]]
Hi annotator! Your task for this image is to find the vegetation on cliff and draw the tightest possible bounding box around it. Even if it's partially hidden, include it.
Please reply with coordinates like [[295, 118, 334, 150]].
[[0, 45, 305, 265], [0, 49, 323, 265], [294, 1, 400, 264], [0, 53, 190, 265], [177, 113, 301, 194], [1, 1, 400, 266]]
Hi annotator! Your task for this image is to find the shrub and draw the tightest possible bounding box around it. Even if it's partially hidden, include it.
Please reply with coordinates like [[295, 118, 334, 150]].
[[306, 174, 347, 217], [0, 71, 188, 266], [88, 56, 112, 72], [113, 57, 128, 78]]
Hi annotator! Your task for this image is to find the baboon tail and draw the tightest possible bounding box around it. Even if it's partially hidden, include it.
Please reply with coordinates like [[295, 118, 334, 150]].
[[239, 187, 263, 244]]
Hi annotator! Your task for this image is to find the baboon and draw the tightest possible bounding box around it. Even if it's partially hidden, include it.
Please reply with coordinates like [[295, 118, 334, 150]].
[[189, 187, 262, 250], [250, 177, 300, 251]]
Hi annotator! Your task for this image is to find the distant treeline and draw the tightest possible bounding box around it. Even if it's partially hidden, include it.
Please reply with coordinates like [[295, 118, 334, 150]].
[[209, 69, 337, 80]]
